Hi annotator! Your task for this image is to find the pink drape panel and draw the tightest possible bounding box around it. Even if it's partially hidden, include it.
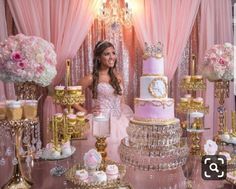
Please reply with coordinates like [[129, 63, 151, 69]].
[[0, 0, 16, 101], [131, 0, 200, 80], [7, 0, 101, 145], [199, 0, 234, 140]]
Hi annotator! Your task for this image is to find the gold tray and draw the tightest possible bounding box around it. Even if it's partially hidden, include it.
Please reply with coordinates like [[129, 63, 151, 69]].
[[65, 160, 127, 189]]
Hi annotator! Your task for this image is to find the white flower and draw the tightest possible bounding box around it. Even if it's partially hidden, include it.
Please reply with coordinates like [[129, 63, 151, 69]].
[[204, 140, 218, 155]]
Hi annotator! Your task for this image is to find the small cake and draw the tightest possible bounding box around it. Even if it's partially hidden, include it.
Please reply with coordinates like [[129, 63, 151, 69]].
[[6, 100, 23, 120], [67, 114, 77, 125], [23, 100, 38, 119], [55, 86, 65, 90], [93, 171, 107, 183], [67, 86, 82, 90], [230, 135, 236, 143], [192, 97, 204, 106], [221, 133, 230, 142], [75, 169, 89, 182], [51, 150, 61, 158], [84, 149, 102, 171], [190, 112, 204, 118], [76, 111, 85, 122], [106, 164, 119, 180], [219, 151, 231, 161], [61, 141, 72, 156]]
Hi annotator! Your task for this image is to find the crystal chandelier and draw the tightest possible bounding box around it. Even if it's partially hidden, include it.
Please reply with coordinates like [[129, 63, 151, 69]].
[[98, 0, 132, 31]]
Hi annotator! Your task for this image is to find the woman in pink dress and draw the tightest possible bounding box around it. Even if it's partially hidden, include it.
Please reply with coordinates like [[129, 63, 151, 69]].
[[74, 40, 133, 162]]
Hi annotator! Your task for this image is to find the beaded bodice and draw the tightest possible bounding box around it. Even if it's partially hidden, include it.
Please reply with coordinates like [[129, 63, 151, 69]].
[[93, 83, 122, 117]]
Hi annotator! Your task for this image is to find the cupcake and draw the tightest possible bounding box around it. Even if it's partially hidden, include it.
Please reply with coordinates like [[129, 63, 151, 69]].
[[75, 169, 89, 182], [106, 164, 119, 180], [92, 171, 107, 183], [84, 149, 102, 172], [6, 100, 22, 120], [23, 100, 38, 119], [61, 141, 72, 156]]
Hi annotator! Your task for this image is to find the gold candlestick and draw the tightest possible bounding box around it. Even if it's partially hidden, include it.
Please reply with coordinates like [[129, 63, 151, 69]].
[[190, 54, 196, 76], [232, 111, 236, 134], [95, 137, 107, 171]]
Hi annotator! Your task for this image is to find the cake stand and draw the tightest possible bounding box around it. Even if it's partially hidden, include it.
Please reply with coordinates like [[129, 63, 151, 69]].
[[40, 146, 76, 176]]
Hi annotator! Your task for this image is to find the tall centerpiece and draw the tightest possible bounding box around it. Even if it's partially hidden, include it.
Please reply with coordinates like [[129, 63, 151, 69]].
[[202, 43, 234, 141], [0, 33, 57, 189]]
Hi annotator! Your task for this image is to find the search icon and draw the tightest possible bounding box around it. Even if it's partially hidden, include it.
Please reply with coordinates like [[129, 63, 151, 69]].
[[209, 163, 219, 173]]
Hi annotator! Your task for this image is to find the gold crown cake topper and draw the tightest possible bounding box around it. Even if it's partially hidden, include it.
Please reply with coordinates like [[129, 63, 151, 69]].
[[143, 42, 163, 59]]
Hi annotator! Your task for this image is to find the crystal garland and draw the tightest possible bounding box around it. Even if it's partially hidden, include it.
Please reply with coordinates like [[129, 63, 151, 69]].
[[0, 120, 42, 168]]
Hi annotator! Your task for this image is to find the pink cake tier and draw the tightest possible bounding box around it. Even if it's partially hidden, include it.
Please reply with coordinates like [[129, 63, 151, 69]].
[[143, 57, 164, 75], [134, 98, 174, 121]]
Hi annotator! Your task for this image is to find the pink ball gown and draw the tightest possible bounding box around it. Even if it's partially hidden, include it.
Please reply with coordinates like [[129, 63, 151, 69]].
[[85, 82, 133, 162]]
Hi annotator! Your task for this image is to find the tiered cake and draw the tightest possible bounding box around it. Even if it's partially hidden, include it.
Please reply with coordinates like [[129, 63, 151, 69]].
[[119, 42, 189, 171]]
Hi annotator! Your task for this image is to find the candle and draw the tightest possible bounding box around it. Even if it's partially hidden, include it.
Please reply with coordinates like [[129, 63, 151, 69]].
[[66, 59, 71, 87], [92, 114, 110, 137], [224, 111, 227, 132], [232, 111, 236, 133], [191, 54, 196, 76]]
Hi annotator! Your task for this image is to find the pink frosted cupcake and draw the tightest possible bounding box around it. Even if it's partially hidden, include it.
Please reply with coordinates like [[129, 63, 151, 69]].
[[75, 169, 89, 182], [106, 164, 119, 180], [84, 149, 102, 172]]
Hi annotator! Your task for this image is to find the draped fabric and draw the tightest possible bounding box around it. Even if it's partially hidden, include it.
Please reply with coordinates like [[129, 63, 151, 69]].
[[0, 0, 16, 101], [7, 0, 101, 145], [130, 0, 200, 80], [198, 0, 234, 140]]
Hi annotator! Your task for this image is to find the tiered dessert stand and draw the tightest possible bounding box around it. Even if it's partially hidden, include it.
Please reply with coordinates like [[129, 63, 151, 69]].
[[177, 55, 209, 156], [40, 59, 88, 176]]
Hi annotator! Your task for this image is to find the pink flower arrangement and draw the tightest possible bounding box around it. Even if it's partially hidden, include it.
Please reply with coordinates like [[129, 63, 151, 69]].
[[202, 43, 234, 81], [0, 34, 57, 86]]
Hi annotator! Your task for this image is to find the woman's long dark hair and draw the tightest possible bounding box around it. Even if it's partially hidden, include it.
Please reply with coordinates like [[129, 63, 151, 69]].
[[92, 40, 122, 99]]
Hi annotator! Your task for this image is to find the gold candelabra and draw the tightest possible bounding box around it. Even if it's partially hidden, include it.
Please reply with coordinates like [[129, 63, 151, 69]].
[[177, 55, 209, 156]]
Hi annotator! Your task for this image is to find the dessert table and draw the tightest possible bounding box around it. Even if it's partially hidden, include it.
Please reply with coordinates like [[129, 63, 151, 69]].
[[0, 139, 235, 189]]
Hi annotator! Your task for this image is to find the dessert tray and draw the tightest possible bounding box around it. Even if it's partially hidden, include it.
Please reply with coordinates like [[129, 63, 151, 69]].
[[65, 160, 126, 188], [40, 146, 76, 160]]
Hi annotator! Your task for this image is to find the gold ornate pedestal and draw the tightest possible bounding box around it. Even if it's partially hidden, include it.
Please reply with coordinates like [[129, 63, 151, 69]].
[[95, 137, 107, 171], [1, 119, 38, 189], [214, 80, 230, 141]]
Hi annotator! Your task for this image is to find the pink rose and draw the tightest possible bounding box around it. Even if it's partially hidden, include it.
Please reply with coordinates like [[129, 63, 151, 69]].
[[11, 51, 22, 61], [16, 60, 28, 69]]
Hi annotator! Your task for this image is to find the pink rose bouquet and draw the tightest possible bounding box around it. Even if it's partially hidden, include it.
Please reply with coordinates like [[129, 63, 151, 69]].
[[202, 43, 234, 81], [0, 34, 57, 86]]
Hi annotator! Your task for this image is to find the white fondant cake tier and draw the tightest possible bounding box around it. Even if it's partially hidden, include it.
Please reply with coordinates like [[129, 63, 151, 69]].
[[140, 75, 168, 99], [143, 57, 164, 75], [134, 98, 175, 121]]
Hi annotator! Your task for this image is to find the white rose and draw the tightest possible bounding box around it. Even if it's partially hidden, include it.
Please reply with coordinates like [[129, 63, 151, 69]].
[[36, 53, 45, 64]]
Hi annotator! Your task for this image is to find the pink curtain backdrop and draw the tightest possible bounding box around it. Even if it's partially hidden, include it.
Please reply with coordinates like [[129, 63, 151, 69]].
[[198, 0, 234, 140], [7, 0, 101, 145], [130, 0, 200, 80], [0, 0, 16, 101]]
